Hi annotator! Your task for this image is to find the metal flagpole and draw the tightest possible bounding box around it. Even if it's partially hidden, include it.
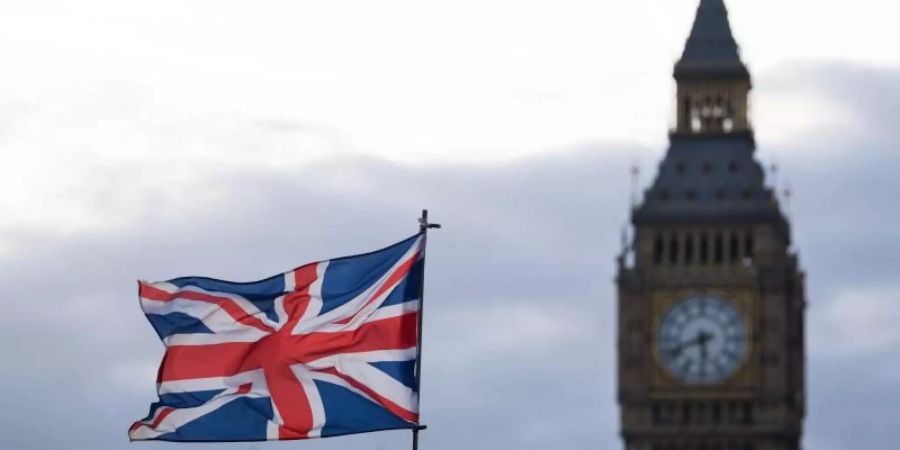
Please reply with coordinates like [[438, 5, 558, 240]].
[[413, 209, 440, 450]]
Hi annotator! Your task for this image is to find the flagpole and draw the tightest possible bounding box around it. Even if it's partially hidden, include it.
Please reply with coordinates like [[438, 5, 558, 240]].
[[413, 209, 439, 450]]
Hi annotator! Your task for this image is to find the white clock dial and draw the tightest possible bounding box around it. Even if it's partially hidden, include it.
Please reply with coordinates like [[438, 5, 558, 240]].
[[657, 296, 747, 385]]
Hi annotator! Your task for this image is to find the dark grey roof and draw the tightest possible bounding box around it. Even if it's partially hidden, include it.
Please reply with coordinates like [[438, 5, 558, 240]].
[[633, 133, 786, 227], [674, 0, 749, 80]]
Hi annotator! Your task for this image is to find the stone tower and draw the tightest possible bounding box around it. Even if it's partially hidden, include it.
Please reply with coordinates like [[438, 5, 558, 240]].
[[615, 1, 806, 449]]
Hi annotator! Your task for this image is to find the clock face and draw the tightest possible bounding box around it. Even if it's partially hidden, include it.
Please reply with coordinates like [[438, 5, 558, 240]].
[[657, 296, 747, 385]]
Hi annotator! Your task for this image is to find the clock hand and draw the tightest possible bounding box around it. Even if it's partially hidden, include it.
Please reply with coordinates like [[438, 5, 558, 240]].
[[664, 333, 705, 357], [698, 330, 713, 360]]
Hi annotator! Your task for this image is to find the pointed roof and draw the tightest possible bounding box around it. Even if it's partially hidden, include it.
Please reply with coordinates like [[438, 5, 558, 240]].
[[632, 133, 789, 248], [633, 133, 785, 226], [674, 0, 749, 80]]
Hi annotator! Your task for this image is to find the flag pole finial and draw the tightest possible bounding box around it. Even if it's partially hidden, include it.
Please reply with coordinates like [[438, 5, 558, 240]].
[[419, 209, 442, 233]]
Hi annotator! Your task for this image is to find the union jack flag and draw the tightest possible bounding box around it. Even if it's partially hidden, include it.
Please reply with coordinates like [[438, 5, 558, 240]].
[[129, 234, 425, 442]]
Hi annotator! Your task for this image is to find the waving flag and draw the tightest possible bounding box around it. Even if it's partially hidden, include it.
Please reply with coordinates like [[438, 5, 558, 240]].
[[129, 234, 425, 442]]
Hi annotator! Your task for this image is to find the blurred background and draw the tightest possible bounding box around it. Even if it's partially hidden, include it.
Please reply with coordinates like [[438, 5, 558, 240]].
[[0, 1, 898, 449]]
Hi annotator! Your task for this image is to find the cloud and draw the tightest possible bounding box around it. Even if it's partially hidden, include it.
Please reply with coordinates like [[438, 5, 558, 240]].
[[1, 61, 900, 450], [811, 286, 900, 356], [0, 140, 630, 449], [763, 63, 900, 450], [757, 62, 900, 147]]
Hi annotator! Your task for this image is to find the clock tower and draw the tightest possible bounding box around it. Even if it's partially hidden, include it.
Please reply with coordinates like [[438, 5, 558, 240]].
[[616, 1, 806, 449]]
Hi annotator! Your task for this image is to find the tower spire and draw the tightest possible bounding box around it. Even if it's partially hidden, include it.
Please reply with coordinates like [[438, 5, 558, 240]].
[[673, 0, 752, 135], [675, 0, 748, 80]]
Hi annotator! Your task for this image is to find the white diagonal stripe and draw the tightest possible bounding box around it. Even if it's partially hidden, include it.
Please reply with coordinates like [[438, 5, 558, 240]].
[[292, 237, 423, 334], [143, 283, 280, 330], [142, 297, 270, 342], [132, 370, 270, 440]]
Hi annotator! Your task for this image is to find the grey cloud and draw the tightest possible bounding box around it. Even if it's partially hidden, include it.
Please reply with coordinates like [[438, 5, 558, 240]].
[[761, 63, 900, 450], [1, 62, 900, 450], [1, 146, 631, 450]]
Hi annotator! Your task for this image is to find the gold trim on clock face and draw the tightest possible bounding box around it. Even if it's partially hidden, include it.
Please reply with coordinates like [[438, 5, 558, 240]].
[[656, 295, 748, 385]]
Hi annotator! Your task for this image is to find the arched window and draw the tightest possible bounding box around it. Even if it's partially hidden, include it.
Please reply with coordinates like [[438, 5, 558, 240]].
[[729, 233, 740, 263], [669, 235, 680, 264], [742, 402, 754, 425], [744, 232, 754, 260], [684, 98, 693, 130], [685, 233, 695, 264], [700, 233, 709, 264], [728, 402, 738, 423], [714, 233, 724, 264]]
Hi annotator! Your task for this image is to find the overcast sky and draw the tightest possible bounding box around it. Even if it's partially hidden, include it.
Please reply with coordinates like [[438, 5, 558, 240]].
[[1, 1, 898, 449]]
